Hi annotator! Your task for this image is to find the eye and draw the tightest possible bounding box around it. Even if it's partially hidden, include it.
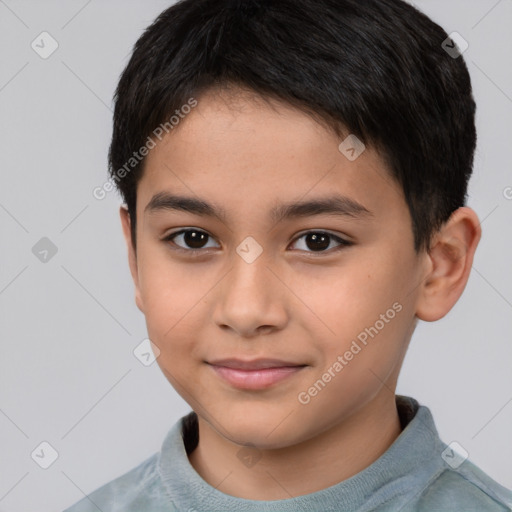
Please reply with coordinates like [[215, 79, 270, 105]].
[[289, 231, 353, 255], [162, 228, 219, 254], [162, 229, 353, 256]]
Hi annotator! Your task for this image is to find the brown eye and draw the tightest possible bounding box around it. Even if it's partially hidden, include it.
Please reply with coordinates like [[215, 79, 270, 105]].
[[163, 229, 219, 251], [304, 232, 330, 251], [181, 230, 209, 249], [162, 228, 352, 256], [290, 231, 352, 254]]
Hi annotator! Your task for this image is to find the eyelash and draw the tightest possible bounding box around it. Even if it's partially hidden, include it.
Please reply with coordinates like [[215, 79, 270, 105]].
[[161, 228, 353, 257]]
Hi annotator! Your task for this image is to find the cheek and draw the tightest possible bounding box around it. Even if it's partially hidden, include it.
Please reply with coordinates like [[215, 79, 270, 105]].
[[305, 263, 402, 334], [303, 252, 414, 370], [137, 254, 209, 359], [138, 243, 199, 313]]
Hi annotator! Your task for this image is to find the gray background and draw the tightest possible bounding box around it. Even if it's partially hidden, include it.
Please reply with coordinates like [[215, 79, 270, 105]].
[[0, 1, 511, 510]]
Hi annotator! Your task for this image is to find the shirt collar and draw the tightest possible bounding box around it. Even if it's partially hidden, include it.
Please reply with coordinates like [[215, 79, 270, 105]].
[[158, 395, 446, 511]]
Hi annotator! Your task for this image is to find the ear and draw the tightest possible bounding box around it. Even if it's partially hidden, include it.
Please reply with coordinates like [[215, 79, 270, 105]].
[[415, 206, 481, 322], [119, 205, 144, 313]]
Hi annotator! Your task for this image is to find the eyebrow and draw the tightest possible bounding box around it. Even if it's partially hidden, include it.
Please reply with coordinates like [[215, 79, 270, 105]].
[[144, 192, 373, 224]]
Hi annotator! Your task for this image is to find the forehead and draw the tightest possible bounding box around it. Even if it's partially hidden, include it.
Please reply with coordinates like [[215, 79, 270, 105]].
[[137, 89, 405, 225]]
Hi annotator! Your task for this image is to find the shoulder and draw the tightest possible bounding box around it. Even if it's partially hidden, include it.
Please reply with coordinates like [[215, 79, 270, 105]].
[[62, 451, 175, 512], [414, 460, 512, 511]]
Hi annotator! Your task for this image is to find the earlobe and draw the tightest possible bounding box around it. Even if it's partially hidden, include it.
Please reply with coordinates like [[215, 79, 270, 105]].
[[119, 205, 144, 313], [415, 207, 481, 322]]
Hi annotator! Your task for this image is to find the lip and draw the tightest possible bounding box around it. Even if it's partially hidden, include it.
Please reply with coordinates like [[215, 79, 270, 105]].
[[207, 359, 307, 390], [208, 358, 304, 370]]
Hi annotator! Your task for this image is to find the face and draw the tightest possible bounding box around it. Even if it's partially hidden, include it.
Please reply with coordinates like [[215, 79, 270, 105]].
[[123, 88, 428, 449]]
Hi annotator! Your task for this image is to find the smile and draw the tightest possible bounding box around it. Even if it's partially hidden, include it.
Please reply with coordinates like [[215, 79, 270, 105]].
[[207, 359, 307, 390]]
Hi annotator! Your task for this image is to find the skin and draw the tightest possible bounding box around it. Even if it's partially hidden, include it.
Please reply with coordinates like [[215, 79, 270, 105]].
[[120, 87, 481, 500]]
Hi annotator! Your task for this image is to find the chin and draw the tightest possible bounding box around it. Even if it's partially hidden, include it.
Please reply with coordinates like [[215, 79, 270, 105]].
[[225, 427, 300, 450], [209, 406, 306, 450]]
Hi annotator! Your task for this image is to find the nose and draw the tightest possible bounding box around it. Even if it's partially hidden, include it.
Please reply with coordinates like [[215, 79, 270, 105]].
[[211, 249, 289, 338]]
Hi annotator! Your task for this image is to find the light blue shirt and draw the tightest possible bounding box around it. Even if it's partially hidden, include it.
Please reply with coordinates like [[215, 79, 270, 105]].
[[63, 395, 512, 511]]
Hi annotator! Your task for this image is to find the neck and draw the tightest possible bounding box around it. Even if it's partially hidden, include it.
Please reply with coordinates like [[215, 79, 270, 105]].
[[188, 392, 402, 500]]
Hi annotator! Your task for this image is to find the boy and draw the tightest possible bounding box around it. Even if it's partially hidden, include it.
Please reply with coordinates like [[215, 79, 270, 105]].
[[65, 0, 512, 510]]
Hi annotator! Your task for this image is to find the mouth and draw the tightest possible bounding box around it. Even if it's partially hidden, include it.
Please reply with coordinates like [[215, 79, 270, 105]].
[[206, 358, 307, 390]]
